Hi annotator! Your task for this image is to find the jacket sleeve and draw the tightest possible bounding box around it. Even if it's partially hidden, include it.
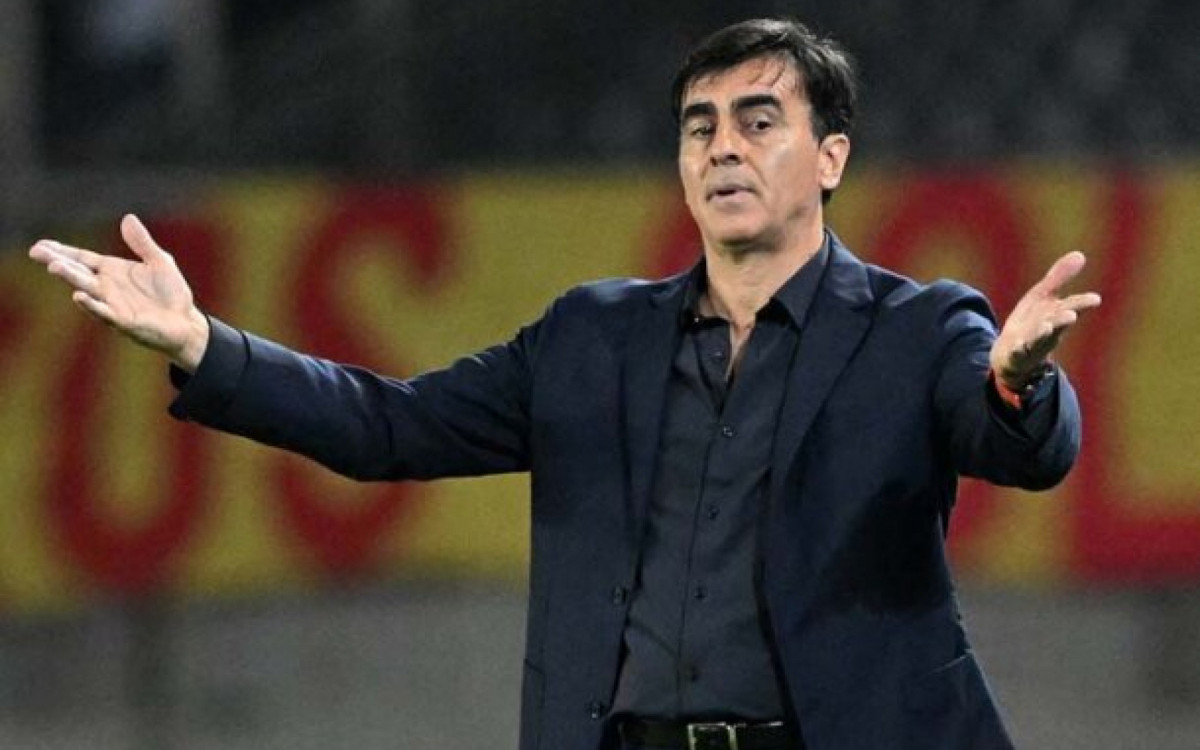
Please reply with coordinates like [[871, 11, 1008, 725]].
[[929, 282, 1082, 490], [167, 314, 537, 481]]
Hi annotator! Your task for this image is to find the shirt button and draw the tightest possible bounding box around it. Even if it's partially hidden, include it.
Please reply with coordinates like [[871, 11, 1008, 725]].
[[720, 425, 735, 438], [586, 700, 606, 720], [693, 585, 708, 600], [611, 585, 628, 605]]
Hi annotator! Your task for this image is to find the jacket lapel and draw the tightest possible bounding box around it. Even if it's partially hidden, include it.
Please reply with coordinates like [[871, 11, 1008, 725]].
[[768, 241, 875, 502], [619, 243, 874, 524], [621, 273, 688, 529]]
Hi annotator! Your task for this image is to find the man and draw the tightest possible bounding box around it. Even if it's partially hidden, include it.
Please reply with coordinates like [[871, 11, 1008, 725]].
[[30, 17, 1098, 750]]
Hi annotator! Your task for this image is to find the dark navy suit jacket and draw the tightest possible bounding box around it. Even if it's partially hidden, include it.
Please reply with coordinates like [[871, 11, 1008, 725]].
[[170, 235, 1080, 750]]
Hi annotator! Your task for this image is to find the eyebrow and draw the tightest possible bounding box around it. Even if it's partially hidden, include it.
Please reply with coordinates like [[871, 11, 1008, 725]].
[[680, 94, 784, 124], [680, 101, 716, 123], [732, 94, 783, 113]]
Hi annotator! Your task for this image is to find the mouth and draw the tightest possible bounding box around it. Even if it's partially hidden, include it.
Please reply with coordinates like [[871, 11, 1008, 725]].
[[707, 185, 754, 201]]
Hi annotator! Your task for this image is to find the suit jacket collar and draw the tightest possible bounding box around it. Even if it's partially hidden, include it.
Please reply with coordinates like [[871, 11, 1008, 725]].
[[767, 233, 875, 502], [625, 231, 876, 528], [623, 270, 687, 532], [674, 238, 831, 331], [820, 230, 875, 311]]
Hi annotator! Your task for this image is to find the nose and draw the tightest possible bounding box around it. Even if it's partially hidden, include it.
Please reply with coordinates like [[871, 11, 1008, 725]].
[[709, 121, 743, 166]]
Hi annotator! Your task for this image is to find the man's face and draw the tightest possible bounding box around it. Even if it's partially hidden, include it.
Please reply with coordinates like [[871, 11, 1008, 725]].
[[678, 55, 849, 254]]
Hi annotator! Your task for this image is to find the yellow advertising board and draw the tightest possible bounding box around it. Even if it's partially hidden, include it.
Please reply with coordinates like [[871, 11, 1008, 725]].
[[1, 168, 1198, 612]]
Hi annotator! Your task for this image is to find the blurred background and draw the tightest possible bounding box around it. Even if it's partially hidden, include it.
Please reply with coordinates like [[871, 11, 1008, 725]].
[[1, 1, 1199, 748]]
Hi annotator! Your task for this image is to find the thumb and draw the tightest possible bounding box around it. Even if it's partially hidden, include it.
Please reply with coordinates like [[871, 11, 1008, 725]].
[[120, 214, 169, 262]]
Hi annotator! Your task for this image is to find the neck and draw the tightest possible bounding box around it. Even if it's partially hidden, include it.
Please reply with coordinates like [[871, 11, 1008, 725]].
[[702, 223, 824, 330]]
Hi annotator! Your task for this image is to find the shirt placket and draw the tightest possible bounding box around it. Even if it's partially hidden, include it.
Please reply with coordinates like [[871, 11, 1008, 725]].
[[675, 321, 732, 710]]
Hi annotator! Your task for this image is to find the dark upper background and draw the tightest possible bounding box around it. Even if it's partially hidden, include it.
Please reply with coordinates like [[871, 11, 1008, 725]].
[[33, 0, 1197, 173]]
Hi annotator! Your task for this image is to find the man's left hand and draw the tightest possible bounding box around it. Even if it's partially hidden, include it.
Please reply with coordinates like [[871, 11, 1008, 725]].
[[990, 251, 1102, 390]]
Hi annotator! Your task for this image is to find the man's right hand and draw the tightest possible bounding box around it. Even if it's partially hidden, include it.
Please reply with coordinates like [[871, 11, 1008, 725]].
[[28, 214, 210, 372]]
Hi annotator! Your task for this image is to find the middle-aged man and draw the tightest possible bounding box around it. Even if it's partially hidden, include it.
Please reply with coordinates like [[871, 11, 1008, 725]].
[[30, 17, 1100, 750]]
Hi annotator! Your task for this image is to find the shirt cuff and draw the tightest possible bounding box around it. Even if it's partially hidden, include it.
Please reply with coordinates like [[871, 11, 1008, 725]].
[[167, 316, 249, 421]]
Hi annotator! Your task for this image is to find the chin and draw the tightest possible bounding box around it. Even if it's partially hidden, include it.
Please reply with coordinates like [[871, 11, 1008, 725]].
[[708, 222, 770, 253]]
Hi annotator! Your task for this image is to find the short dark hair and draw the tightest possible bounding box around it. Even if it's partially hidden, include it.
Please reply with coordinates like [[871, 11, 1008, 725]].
[[671, 18, 858, 144]]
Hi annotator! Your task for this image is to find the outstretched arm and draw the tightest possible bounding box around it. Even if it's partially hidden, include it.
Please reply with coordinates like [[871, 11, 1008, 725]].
[[28, 214, 210, 371], [934, 251, 1101, 489], [29, 214, 537, 481]]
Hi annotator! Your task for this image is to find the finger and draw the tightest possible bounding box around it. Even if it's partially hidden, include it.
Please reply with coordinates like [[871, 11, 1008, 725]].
[[47, 256, 102, 295], [1032, 250, 1087, 297], [1050, 308, 1079, 330], [72, 291, 117, 325], [1059, 291, 1102, 312], [28, 241, 63, 267], [29, 240, 106, 271], [120, 214, 169, 263]]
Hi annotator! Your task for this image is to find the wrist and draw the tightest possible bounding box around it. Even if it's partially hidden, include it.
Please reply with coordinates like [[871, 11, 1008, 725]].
[[991, 361, 1055, 409], [999, 360, 1053, 391], [173, 308, 210, 373]]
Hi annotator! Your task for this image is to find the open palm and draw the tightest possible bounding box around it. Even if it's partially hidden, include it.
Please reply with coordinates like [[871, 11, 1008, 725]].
[[29, 214, 209, 369], [990, 251, 1101, 388]]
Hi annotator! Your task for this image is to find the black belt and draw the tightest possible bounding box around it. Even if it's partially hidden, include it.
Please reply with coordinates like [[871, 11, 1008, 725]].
[[619, 719, 794, 750]]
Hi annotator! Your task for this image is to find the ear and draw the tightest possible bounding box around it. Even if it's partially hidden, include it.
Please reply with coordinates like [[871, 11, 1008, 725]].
[[817, 134, 851, 192]]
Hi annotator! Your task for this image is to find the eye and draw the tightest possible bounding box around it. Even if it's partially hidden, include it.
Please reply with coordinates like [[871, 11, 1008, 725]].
[[749, 117, 773, 132], [687, 122, 714, 138]]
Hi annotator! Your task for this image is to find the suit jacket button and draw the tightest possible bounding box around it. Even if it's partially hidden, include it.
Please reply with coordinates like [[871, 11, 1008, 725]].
[[586, 700, 606, 720], [611, 586, 628, 605]]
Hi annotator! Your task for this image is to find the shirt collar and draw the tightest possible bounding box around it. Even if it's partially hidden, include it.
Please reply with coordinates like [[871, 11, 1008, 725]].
[[679, 232, 831, 330]]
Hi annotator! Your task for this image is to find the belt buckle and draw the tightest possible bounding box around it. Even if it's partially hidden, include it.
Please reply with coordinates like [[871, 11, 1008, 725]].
[[687, 722, 739, 750]]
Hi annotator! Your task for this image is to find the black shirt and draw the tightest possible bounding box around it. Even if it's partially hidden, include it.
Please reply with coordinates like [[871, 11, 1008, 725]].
[[611, 241, 830, 719]]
